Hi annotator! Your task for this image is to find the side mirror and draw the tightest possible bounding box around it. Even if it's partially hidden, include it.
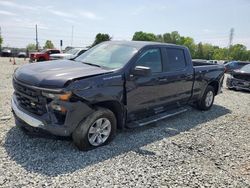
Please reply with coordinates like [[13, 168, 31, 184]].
[[132, 66, 152, 77]]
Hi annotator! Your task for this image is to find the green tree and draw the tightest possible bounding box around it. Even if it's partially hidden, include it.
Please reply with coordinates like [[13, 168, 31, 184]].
[[202, 43, 215, 59], [132, 31, 157, 41], [130, 30, 250, 61], [194, 42, 204, 59], [92, 33, 111, 46], [44, 40, 54, 49], [156, 34, 163, 42], [229, 44, 247, 61], [0, 36, 3, 48], [179, 36, 196, 57], [26, 43, 36, 51], [213, 48, 228, 60], [163, 31, 181, 44]]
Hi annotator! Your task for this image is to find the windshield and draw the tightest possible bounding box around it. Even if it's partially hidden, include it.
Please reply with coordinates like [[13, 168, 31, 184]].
[[75, 43, 138, 69], [40, 49, 47, 53], [240, 64, 250, 72], [66, 48, 80, 55]]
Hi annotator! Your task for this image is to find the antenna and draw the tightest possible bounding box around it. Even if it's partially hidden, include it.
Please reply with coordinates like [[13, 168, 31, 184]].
[[227, 28, 234, 59], [35, 24, 38, 50], [228, 28, 234, 48], [71, 26, 74, 46]]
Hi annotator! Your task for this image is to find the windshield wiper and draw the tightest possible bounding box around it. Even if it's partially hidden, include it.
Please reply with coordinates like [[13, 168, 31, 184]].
[[82, 62, 102, 68]]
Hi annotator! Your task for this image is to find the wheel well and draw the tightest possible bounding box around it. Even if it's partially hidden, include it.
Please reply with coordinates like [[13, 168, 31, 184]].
[[209, 81, 219, 95], [94, 101, 125, 130]]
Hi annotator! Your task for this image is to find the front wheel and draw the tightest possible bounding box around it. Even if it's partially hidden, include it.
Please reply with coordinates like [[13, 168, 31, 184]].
[[197, 86, 215, 111], [72, 107, 117, 151]]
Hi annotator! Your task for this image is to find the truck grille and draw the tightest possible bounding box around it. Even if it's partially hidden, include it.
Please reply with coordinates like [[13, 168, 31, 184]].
[[13, 79, 47, 115], [234, 74, 250, 82]]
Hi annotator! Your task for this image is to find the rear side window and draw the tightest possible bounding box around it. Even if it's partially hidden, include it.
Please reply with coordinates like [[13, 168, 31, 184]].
[[135, 48, 162, 73], [51, 50, 60, 54], [165, 48, 186, 71]]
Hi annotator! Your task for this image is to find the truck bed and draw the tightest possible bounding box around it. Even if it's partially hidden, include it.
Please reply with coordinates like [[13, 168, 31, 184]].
[[193, 61, 216, 66], [191, 61, 225, 101]]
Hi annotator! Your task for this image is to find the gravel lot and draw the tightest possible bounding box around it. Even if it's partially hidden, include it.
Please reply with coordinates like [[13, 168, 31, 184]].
[[0, 57, 250, 187]]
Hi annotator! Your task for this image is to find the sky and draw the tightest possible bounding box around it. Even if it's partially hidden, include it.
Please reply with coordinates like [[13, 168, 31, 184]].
[[0, 0, 250, 49]]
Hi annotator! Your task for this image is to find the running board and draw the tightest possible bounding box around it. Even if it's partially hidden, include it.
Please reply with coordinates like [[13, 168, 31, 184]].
[[127, 107, 188, 128]]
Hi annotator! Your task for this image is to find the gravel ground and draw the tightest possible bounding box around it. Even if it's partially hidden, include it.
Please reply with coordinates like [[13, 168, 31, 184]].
[[0, 57, 250, 187]]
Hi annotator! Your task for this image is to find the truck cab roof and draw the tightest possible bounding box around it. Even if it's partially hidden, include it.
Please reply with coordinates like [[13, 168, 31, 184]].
[[105, 41, 186, 50]]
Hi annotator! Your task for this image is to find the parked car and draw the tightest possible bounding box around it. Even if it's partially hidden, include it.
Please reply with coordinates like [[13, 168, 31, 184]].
[[11, 41, 225, 150], [1, 49, 12, 57], [17, 52, 27, 58], [224, 61, 250, 73], [193, 59, 217, 64], [29, 49, 61, 62], [208, 60, 218, 64], [50, 48, 88, 60], [226, 64, 250, 91]]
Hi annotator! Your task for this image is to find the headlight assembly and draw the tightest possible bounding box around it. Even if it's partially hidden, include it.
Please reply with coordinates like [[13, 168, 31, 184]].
[[42, 91, 72, 101]]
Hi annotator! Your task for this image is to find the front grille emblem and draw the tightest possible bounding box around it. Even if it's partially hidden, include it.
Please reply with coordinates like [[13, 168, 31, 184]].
[[31, 102, 36, 107]]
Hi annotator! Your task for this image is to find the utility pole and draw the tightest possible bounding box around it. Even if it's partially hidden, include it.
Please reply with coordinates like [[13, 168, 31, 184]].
[[228, 28, 234, 48], [35, 24, 38, 50], [71, 26, 74, 46], [227, 28, 234, 60]]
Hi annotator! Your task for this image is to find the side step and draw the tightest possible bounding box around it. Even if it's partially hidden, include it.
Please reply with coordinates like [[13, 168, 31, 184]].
[[127, 107, 188, 128]]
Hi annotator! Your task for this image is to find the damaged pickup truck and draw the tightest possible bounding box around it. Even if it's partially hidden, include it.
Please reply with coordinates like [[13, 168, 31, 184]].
[[12, 41, 225, 150]]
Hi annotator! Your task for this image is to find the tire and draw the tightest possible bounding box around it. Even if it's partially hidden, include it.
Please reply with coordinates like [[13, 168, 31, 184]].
[[38, 58, 45, 62], [72, 107, 117, 151], [197, 85, 215, 111]]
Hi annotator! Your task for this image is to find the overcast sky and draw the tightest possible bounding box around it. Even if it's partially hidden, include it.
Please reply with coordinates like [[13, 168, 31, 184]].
[[0, 0, 250, 49]]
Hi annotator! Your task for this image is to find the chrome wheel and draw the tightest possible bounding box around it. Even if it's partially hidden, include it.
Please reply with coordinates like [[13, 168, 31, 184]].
[[205, 91, 214, 107], [88, 118, 111, 146]]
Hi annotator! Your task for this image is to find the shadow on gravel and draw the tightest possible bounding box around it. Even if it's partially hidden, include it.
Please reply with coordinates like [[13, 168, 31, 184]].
[[4, 104, 231, 176]]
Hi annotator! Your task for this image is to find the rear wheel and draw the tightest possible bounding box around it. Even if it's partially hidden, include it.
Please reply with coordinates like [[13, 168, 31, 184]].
[[72, 107, 116, 151], [38, 58, 45, 62], [197, 85, 215, 111]]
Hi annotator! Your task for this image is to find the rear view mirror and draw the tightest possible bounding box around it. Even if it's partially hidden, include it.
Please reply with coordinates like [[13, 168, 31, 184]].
[[132, 66, 151, 77]]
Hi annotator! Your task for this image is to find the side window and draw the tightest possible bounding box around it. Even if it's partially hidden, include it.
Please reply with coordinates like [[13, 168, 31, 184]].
[[51, 50, 60, 54], [135, 49, 162, 73], [165, 48, 186, 72]]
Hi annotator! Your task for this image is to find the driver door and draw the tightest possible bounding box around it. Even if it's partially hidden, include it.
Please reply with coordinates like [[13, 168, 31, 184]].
[[126, 48, 166, 120]]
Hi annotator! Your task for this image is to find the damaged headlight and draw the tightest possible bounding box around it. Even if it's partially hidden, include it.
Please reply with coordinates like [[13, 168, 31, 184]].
[[42, 91, 72, 101]]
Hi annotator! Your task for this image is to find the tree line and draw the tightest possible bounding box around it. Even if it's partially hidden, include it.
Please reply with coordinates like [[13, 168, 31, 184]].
[[1, 31, 249, 61], [132, 31, 250, 61]]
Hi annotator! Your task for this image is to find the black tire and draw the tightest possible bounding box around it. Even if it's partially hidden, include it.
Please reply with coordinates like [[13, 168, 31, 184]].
[[38, 58, 45, 62], [72, 107, 117, 151], [197, 85, 215, 111]]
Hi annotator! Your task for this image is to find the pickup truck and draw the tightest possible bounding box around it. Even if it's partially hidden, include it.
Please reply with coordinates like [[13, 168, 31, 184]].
[[50, 48, 88, 60], [12, 41, 225, 150], [29, 49, 61, 62]]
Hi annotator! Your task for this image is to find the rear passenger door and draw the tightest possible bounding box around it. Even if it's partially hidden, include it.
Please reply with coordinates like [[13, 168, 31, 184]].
[[159, 47, 194, 106]]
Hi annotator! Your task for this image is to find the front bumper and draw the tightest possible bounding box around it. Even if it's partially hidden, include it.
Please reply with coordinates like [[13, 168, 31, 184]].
[[12, 97, 44, 127], [11, 95, 94, 136], [226, 77, 250, 91]]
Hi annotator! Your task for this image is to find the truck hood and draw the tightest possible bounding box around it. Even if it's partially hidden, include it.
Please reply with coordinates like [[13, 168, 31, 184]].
[[14, 60, 112, 88]]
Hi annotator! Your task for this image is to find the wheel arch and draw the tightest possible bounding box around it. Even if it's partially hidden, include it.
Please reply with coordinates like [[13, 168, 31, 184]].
[[94, 100, 125, 130], [208, 80, 219, 95]]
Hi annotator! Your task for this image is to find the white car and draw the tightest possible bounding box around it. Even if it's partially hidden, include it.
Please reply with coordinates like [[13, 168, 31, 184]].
[[50, 48, 88, 60]]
